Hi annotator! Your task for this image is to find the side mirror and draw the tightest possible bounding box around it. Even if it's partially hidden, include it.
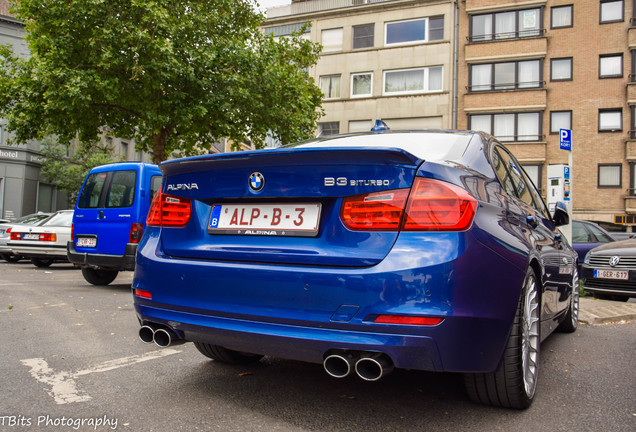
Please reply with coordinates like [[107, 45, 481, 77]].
[[553, 201, 569, 227]]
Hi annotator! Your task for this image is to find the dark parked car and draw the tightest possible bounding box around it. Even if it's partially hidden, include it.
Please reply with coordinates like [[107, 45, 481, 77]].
[[132, 129, 579, 409], [581, 239, 636, 301], [572, 219, 617, 268]]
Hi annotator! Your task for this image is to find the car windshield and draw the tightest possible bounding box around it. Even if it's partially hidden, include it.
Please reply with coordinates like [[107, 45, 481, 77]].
[[41, 212, 73, 227], [291, 132, 474, 161]]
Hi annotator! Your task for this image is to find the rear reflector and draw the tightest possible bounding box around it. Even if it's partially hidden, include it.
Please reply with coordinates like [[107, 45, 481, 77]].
[[134, 289, 152, 299], [374, 315, 444, 326], [147, 192, 192, 227], [340, 178, 477, 232]]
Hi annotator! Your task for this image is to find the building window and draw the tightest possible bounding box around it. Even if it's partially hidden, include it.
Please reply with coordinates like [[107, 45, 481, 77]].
[[120, 141, 129, 159], [353, 24, 374, 49], [264, 22, 311, 40], [469, 8, 541, 42], [600, 54, 623, 78], [550, 57, 573, 81], [318, 122, 339, 137], [469, 60, 542, 91], [598, 164, 622, 187], [351, 72, 373, 98], [383, 66, 443, 95], [320, 75, 341, 99], [599, 109, 623, 132], [550, 111, 572, 134], [631, 106, 636, 139], [600, 0, 624, 23], [385, 16, 443, 46], [522, 164, 543, 190], [321, 28, 343, 53], [551, 5, 573, 28], [469, 112, 541, 142]]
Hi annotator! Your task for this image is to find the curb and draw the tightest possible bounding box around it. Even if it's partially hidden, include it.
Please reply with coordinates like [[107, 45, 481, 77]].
[[579, 297, 636, 324]]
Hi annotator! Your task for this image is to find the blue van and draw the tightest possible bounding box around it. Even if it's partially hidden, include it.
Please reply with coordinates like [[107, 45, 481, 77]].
[[68, 162, 161, 285]]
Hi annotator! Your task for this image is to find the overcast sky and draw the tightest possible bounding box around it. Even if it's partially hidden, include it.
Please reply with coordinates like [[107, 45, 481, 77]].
[[253, 0, 292, 11]]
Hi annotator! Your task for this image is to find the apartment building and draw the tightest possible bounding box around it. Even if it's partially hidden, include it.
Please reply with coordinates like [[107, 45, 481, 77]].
[[265, 0, 458, 135], [266, 0, 636, 230]]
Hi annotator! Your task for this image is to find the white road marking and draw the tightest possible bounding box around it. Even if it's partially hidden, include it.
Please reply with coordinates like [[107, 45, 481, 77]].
[[22, 349, 181, 404]]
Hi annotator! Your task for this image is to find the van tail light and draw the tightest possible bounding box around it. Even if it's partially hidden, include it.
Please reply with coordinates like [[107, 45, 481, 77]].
[[129, 223, 143, 243], [71, 223, 74, 241], [147, 191, 192, 227], [341, 178, 477, 232]]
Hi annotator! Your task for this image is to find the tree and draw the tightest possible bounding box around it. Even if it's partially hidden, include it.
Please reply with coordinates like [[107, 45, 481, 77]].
[[0, 0, 323, 163], [38, 138, 120, 204]]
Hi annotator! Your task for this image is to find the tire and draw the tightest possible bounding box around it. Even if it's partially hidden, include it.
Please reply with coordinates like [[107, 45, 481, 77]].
[[2, 254, 21, 263], [81, 268, 119, 286], [464, 267, 540, 409], [557, 268, 579, 333], [31, 258, 53, 268], [193, 342, 263, 365]]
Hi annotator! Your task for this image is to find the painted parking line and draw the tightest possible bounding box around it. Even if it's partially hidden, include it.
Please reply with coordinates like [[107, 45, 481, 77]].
[[22, 349, 181, 404]]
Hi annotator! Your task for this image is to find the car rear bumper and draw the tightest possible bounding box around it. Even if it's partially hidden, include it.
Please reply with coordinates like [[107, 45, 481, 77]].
[[133, 229, 526, 373], [67, 241, 137, 271], [9, 244, 67, 259]]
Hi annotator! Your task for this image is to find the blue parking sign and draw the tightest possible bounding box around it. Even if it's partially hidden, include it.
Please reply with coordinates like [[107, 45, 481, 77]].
[[560, 129, 572, 151]]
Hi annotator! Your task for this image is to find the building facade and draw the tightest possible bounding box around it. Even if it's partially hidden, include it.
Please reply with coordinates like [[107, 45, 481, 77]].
[[266, 0, 636, 231]]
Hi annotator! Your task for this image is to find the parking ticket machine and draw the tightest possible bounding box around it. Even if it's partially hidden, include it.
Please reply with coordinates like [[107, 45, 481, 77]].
[[547, 164, 570, 213]]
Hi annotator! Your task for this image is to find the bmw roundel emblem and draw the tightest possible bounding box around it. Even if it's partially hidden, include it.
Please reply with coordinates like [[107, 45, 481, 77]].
[[249, 172, 265, 192]]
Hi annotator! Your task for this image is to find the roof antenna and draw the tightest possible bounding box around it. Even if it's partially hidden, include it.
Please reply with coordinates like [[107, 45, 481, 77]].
[[371, 119, 390, 132]]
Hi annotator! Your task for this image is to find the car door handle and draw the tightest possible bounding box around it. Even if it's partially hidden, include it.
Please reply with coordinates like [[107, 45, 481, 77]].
[[99, 210, 104, 220]]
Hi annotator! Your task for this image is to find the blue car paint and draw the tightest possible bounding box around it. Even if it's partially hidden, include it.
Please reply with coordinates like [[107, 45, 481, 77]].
[[132, 131, 576, 375], [69, 162, 161, 271]]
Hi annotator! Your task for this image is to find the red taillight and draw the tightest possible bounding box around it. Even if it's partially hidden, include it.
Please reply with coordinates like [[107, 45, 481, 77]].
[[39, 233, 57, 242], [133, 288, 152, 299], [147, 191, 192, 227], [374, 315, 444, 326], [341, 189, 410, 230], [340, 178, 477, 232], [71, 223, 74, 241], [10, 232, 21, 240], [129, 223, 143, 243], [402, 178, 477, 231]]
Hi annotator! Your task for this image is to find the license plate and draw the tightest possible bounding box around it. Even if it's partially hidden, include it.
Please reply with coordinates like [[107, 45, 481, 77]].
[[76, 237, 97, 248], [23, 233, 40, 240], [594, 269, 629, 280], [208, 203, 321, 237]]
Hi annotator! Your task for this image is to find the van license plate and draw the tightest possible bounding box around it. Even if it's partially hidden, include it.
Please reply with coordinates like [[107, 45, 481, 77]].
[[77, 237, 97, 248], [594, 269, 628, 280], [208, 203, 321, 237]]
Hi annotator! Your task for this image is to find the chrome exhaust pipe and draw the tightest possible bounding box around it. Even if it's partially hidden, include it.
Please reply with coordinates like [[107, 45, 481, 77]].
[[323, 353, 357, 378], [355, 353, 394, 381], [152, 327, 185, 347], [138, 325, 155, 344]]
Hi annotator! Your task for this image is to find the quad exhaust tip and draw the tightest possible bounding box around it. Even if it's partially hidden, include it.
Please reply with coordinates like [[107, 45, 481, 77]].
[[323, 351, 394, 381]]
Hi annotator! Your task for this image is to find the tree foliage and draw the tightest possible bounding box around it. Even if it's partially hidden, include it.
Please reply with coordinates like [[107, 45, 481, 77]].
[[0, 0, 323, 163], [38, 138, 120, 204]]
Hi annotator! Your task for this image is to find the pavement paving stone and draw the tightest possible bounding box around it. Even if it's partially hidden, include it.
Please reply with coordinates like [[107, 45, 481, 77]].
[[579, 297, 636, 324]]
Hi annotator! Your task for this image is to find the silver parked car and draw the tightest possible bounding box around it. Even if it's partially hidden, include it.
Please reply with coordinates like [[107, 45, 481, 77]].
[[0, 212, 52, 262], [581, 239, 636, 301]]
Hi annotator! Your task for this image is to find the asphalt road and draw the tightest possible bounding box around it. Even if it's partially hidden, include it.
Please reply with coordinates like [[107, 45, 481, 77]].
[[1, 261, 634, 432]]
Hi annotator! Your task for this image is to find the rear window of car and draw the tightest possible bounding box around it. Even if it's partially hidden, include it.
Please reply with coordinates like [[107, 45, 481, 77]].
[[106, 171, 137, 208], [77, 170, 138, 209], [78, 172, 108, 209], [293, 132, 474, 161], [42, 211, 73, 227]]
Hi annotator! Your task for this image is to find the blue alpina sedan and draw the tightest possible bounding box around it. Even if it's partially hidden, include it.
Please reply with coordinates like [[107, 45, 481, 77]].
[[132, 129, 578, 409]]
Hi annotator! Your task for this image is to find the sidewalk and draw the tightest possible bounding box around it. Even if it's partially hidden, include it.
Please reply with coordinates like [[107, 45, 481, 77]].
[[579, 297, 636, 324]]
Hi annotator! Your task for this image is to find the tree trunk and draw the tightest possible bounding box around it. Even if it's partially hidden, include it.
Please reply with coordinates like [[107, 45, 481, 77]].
[[151, 128, 170, 164]]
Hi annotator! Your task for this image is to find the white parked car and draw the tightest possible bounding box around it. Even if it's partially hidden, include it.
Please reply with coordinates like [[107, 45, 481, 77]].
[[0, 212, 52, 262], [8, 210, 74, 267]]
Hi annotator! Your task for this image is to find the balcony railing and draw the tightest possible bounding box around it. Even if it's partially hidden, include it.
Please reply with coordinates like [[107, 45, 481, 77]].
[[267, 0, 395, 19], [467, 81, 545, 92], [467, 29, 546, 43]]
